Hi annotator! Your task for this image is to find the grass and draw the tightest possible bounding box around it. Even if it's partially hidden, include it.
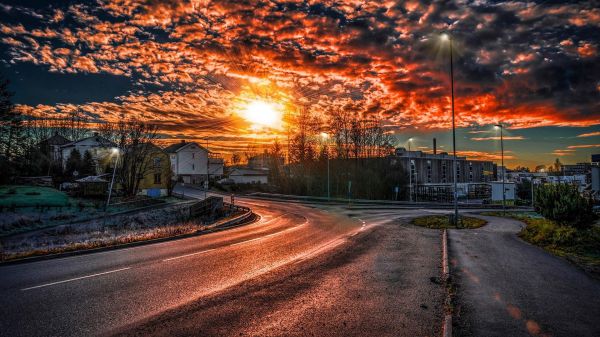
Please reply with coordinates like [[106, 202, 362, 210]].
[[411, 215, 487, 229], [0, 185, 73, 207], [481, 211, 600, 277]]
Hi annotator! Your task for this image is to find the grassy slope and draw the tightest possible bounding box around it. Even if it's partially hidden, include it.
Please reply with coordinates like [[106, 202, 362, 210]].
[[411, 215, 487, 229], [482, 211, 600, 277], [0, 186, 72, 207]]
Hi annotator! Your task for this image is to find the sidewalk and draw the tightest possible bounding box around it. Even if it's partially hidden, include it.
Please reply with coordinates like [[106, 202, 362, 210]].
[[449, 214, 600, 337]]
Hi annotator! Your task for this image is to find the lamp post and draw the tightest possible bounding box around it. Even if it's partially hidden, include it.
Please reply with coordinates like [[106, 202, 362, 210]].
[[320, 132, 330, 201], [441, 33, 459, 225], [495, 123, 505, 214], [408, 138, 413, 202], [106, 147, 120, 211]]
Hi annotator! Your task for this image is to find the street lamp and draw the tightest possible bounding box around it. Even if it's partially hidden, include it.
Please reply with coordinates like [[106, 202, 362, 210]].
[[441, 32, 459, 225], [320, 132, 331, 201], [106, 147, 120, 211], [408, 138, 413, 202], [495, 124, 505, 214]]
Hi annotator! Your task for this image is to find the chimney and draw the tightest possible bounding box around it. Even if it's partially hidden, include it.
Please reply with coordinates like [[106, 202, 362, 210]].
[[93, 132, 99, 137], [181, 140, 186, 144], [433, 138, 437, 155]]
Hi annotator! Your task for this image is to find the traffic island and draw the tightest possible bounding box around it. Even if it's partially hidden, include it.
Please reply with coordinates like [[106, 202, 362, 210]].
[[411, 215, 487, 229]]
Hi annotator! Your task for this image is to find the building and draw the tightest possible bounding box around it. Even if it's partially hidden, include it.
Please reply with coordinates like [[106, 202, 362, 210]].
[[562, 162, 592, 183], [394, 147, 496, 185], [164, 140, 223, 185], [136, 143, 172, 197], [228, 167, 269, 184], [248, 153, 284, 170], [592, 154, 600, 166], [39, 133, 71, 162], [60, 133, 116, 173]]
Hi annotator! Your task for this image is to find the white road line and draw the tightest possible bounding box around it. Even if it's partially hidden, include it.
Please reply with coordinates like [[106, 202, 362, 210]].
[[162, 248, 217, 262], [21, 267, 131, 291]]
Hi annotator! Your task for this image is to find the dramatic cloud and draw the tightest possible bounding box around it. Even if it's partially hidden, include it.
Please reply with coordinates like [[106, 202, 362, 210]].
[[471, 136, 526, 141], [577, 131, 600, 137], [1, 0, 599, 157]]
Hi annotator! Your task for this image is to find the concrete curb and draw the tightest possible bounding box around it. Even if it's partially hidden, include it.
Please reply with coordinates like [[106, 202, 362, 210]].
[[442, 228, 452, 337], [0, 210, 258, 266]]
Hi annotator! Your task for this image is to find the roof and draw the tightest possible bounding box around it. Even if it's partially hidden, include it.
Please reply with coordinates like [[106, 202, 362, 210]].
[[76, 176, 108, 183], [40, 133, 71, 146], [62, 134, 116, 148], [229, 167, 269, 176], [163, 141, 208, 153]]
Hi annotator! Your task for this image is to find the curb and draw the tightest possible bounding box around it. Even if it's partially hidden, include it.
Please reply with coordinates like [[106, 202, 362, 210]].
[[0, 210, 258, 266], [442, 228, 452, 337]]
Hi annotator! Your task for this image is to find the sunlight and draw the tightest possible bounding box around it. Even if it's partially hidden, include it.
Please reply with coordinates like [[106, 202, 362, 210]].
[[240, 100, 283, 129]]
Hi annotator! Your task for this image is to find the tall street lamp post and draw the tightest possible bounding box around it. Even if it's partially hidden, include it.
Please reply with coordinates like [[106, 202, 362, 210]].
[[106, 147, 120, 211], [408, 138, 413, 202], [441, 33, 459, 225], [495, 123, 506, 214], [320, 132, 330, 201]]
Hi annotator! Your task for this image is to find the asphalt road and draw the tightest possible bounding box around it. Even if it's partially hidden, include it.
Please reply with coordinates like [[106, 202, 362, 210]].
[[0, 188, 446, 337], [450, 214, 600, 337]]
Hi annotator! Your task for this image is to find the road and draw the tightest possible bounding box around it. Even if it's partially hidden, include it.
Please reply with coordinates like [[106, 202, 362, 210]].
[[450, 214, 600, 337], [0, 187, 446, 337]]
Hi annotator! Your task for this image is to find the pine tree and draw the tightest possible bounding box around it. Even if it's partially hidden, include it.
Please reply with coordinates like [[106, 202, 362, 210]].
[[66, 148, 82, 177]]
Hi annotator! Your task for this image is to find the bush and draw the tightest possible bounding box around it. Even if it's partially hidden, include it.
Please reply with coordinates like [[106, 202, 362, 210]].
[[534, 184, 595, 228]]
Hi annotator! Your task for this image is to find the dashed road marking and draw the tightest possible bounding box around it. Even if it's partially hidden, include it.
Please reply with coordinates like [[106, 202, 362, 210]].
[[21, 267, 131, 291]]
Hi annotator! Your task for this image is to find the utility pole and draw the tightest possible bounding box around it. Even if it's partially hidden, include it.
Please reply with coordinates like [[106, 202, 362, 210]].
[[495, 123, 505, 214]]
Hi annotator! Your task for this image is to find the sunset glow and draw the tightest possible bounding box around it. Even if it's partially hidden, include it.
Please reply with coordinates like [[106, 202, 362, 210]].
[[0, 0, 598, 166], [239, 100, 283, 129]]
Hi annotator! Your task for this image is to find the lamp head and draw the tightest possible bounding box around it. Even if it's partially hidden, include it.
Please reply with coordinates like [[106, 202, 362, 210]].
[[320, 132, 329, 140], [440, 33, 449, 42]]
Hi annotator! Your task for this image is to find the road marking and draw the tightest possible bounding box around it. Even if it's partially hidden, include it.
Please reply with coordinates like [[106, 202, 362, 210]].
[[21, 267, 131, 291], [162, 248, 217, 262]]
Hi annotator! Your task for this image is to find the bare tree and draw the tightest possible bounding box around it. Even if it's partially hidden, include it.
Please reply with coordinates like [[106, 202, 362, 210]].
[[116, 119, 159, 197], [0, 77, 23, 162]]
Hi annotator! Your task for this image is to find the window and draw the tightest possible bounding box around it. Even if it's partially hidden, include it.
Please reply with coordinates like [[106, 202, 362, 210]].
[[192, 164, 195, 170], [192, 153, 195, 159], [154, 173, 161, 184]]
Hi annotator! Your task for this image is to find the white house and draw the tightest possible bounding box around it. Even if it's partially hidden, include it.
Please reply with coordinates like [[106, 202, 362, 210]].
[[228, 167, 269, 184], [164, 140, 223, 184], [60, 133, 116, 173]]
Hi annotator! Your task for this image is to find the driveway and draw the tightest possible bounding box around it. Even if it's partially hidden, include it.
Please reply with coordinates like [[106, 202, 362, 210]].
[[449, 214, 600, 337]]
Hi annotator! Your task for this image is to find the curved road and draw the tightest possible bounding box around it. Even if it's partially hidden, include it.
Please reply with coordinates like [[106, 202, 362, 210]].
[[0, 188, 445, 337]]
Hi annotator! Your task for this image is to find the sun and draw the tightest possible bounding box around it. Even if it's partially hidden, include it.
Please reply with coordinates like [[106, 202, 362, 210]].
[[241, 100, 282, 129]]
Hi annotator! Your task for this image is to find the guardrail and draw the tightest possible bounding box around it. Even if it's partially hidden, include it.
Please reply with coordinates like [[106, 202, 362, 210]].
[[205, 202, 255, 230]]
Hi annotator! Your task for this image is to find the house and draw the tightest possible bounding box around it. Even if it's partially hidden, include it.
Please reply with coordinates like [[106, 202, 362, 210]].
[[164, 140, 223, 184], [228, 167, 269, 184], [136, 143, 171, 197], [60, 132, 116, 173], [39, 132, 71, 162], [248, 153, 284, 170]]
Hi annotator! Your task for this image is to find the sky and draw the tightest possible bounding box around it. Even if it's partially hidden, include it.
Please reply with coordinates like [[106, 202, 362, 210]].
[[0, 0, 599, 169]]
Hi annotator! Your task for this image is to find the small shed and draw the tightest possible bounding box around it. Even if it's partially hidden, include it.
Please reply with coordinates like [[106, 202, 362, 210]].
[[490, 181, 516, 204], [76, 176, 109, 197]]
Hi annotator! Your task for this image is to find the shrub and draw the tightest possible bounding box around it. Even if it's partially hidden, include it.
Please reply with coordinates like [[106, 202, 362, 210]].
[[534, 184, 595, 228], [24, 191, 41, 196], [6, 188, 16, 195]]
